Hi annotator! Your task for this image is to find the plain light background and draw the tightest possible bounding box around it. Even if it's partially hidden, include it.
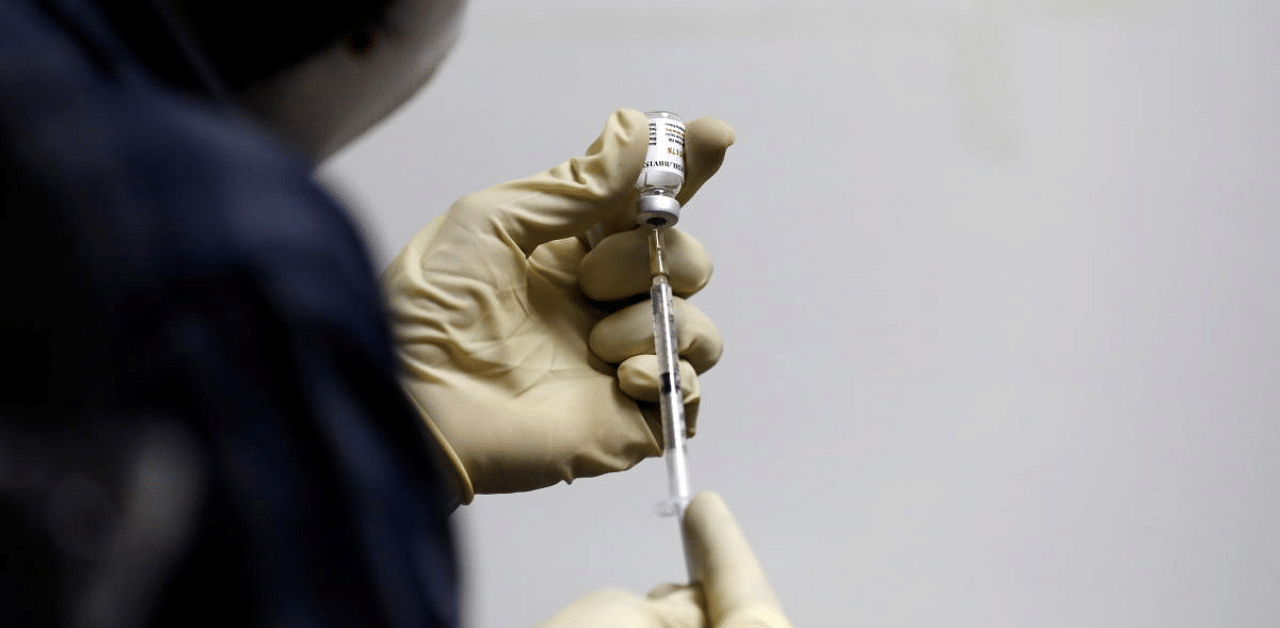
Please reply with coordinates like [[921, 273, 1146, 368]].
[[321, 1, 1280, 626]]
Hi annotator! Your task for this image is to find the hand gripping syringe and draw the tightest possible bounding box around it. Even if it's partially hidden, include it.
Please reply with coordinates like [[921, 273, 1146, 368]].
[[633, 111, 693, 523]]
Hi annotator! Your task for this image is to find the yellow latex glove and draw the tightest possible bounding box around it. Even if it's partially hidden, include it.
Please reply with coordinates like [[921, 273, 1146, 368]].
[[538, 492, 794, 628], [382, 109, 735, 505]]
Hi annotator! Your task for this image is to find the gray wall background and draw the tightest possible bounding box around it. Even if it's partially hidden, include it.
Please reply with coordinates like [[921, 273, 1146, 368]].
[[321, 1, 1280, 626]]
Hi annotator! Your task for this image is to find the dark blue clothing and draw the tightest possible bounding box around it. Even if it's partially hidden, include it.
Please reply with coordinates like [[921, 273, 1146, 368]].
[[0, 0, 458, 626]]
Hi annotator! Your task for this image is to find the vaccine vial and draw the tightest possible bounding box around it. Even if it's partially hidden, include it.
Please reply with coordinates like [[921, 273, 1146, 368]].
[[635, 111, 686, 227]]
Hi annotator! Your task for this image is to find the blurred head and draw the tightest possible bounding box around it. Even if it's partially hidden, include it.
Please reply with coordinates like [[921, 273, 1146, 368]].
[[166, 0, 467, 160]]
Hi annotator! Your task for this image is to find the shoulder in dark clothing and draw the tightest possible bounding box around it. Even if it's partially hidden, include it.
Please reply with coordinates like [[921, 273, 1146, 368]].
[[0, 1, 459, 626]]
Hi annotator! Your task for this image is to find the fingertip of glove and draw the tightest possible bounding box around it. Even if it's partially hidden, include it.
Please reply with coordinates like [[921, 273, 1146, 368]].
[[608, 108, 650, 147], [687, 117, 737, 151], [682, 492, 733, 550], [685, 491, 729, 522], [566, 109, 648, 219], [584, 109, 648, 165]]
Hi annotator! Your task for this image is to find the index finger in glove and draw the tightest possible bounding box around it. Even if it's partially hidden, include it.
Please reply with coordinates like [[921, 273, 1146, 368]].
[[451, 108, 649, 256], [677, 117, 737, 206], [579, 227, 713, 302], [683, 493, 792, 628]]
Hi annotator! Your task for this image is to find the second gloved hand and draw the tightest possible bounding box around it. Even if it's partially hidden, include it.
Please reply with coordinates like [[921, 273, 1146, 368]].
[[382, 109, 735, 505], [538, 492, 795, 628]]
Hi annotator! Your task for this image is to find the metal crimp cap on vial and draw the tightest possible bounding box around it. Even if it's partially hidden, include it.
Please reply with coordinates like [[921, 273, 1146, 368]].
[[636, 194, 682, 228]]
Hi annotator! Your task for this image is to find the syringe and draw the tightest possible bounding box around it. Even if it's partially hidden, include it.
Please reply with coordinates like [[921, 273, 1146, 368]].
[[633, 111, 693, 521], [647, 226, 693, 520], [584, 110, 695, 572]]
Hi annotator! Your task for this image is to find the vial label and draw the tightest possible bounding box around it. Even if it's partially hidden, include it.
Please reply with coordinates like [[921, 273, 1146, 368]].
[[637, 116, 686, 193]]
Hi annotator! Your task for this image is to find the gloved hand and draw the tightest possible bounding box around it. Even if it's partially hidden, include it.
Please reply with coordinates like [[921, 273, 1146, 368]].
[[382, 109, 735, 505], [538, 492, 794, 628]]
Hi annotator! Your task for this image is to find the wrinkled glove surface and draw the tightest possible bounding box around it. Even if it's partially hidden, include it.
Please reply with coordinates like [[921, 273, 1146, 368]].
[[382, 109, 734, 504], [538, 492, 794, 628]]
